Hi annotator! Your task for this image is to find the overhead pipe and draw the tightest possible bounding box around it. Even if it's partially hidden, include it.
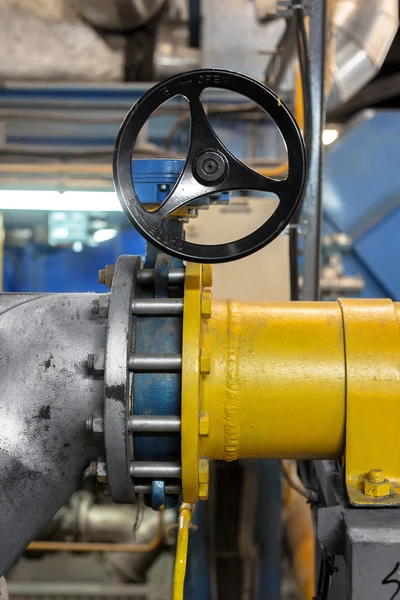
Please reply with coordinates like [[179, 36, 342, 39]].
[[328, 0, 399, 108]]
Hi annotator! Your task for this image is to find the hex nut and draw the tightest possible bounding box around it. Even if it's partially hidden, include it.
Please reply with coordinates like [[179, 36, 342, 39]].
[[199, 411, 210, 437], [96, 459, 108, 483], [87, 352, 105, 375], [87, 353, 94, 370], [98, 265, 115, 288], [198, 458, 209, 500], [201, 290, 212, 319], [364, 469, 391, 498], [93, 353, 105, 374], [200, 348, 211, 374], [98, 295, 110, 319], [202, 264, 213, 288], [104, 265, 115, 288], [92, 410, 104, 434]]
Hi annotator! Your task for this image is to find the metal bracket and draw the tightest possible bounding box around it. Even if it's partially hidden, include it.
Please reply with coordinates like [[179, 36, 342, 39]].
[[339, 298, 400, 506], [277, 1, 312, 17]]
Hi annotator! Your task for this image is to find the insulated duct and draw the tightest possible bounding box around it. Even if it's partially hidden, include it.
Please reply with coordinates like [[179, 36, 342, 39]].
[[328, 0, 399, 107]]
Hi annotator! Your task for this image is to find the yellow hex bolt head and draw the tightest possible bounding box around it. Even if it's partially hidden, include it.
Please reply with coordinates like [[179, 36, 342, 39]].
[[364, 469, 391, 498], [199, 411, 210, 437], [199, 483, 209, 500], [202, 264, 213, 288], [201, 290, 212, 319], [200, 348, 211, 374], [198, 459, 209, 483], [198, 459, 209, 500]]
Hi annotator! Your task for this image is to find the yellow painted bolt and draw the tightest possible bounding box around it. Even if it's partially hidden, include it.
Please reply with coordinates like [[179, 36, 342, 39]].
[[367, 469, 385, 483], [199, 483, 208, 500], [198, 459, 209, 500], [198, 459, 209, 483], [201, 290, 212, 319], [200, 348, 211, 374], [364, 469, 391, 498], [202, 264, 213, 288], [199, 411, 210, 437]]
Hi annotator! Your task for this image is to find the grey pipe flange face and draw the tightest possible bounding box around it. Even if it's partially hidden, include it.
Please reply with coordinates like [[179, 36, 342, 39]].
[[104, 255, 141, 503]]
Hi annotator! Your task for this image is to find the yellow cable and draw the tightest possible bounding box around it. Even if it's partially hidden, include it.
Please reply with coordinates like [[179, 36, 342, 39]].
[[173, 503, 194, 600]]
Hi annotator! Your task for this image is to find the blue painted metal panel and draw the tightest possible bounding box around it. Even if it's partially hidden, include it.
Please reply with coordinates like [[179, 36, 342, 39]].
[[323, 110, 400, 299], [355, 205, 400, 299], [4, 226, 145, 293]]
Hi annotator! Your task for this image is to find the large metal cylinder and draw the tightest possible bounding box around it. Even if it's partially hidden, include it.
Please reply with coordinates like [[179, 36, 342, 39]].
[[200, 300, 346, 461]]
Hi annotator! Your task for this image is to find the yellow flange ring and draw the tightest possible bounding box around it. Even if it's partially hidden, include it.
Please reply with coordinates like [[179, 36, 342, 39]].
[[181, 263, 202, 503]]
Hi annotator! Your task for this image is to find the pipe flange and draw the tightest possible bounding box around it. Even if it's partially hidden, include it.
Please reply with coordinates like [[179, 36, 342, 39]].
[[104, 255, 142, 503]]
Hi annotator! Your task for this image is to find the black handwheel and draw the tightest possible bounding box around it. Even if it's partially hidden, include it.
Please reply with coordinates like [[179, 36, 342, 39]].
[[113, 69, 307, 264]]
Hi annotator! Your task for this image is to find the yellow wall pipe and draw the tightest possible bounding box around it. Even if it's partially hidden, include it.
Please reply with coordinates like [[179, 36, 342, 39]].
[[283, 460, 315, 600], [199, 299, 346, 462]]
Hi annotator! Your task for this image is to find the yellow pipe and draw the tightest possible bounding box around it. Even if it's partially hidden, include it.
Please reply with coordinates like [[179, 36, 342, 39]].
[[200, 300, 346, 462], [173, 504, 193, 600]]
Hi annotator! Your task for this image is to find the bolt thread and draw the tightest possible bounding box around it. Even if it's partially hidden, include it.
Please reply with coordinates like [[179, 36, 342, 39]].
[[98, 269, 106, 284], [86, 415, 93, 431], [367, 469, 385, 483]]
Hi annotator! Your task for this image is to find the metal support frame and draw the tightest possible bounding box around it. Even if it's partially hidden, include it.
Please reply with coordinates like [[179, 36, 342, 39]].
[[301, 0, 328, 301], [317, 460, 400, 600]]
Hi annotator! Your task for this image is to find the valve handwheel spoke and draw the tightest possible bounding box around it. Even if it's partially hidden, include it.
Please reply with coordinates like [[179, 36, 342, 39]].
[[114, 69, 307, 263]]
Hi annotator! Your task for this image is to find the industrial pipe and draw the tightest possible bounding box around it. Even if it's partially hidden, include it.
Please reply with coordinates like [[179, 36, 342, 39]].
[[328, 0, 399, 108], [200, 300, 346, 461]]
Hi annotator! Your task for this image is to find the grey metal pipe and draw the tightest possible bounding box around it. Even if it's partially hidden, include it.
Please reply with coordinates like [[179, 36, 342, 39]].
[[136, 268, 185, 286], [130, 461, 182, 479], [128, 354, 182, 373], [301, 0, 328, 301], [131, 298, 184, 315], [0, 293, 106, 576], [66, 492, 176, 583], [328, 0, 398, 108], [128, 415, 181, 433]]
